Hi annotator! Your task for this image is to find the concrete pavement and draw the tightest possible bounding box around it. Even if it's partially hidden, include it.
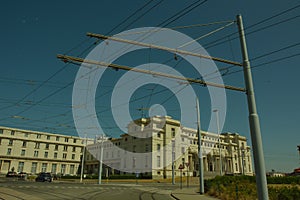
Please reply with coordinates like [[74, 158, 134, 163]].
[[171, 187, 219, 200]]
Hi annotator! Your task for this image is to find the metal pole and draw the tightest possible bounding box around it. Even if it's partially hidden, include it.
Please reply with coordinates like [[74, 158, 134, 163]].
[[172, 140, 175, 185], [180, 169, 182, 189], [196, 98, 204, 194], [80, 136, 87, 183], [237, 14, 269, 200], [98, 135, 104, 185], [214, 110, 222, 176]]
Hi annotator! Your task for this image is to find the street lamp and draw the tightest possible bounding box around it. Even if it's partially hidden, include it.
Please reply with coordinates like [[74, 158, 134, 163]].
[[172, 139, 175, 185], [213, 109, 222, 176], [98, 135, 104, 185], [80, 134, 87, 183]]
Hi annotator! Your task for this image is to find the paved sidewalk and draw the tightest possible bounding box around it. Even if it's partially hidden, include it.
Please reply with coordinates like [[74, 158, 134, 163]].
[[171, 187, 220, 200]]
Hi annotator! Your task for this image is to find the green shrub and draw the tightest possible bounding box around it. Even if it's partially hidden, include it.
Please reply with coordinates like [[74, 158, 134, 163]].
[[205, 175, 300, 200]]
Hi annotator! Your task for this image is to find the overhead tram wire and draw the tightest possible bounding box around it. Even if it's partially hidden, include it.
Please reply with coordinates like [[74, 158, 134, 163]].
[[203, 3, 300, 50], [107, 0, 155, 34], [157, 0, 209, 27], [223, 52, 300, 77], [6, 0, 167, 130], [116, 20, 235, 36], [86, 0, 210, 71], [118, 0, 165, 32], [1, 0, 162, 125], [202, 41, 300, 80]]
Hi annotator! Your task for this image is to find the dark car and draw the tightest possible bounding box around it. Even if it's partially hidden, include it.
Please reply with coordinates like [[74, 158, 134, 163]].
[[18, 172, 27, 179], [35, 172, 53, 182], [6, 171, 18, 177]]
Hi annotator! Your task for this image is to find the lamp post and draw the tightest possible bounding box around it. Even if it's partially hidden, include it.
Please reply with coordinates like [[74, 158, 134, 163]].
[[213, 109, 222, 176], [98, 135, 104, 185], [196, 98, 204, 194], [80, 135, 87, 183], [172, 139, 175, 185]]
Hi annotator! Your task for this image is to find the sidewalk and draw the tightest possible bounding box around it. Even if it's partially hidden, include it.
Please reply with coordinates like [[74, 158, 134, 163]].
[[171, 187, 220, 200]]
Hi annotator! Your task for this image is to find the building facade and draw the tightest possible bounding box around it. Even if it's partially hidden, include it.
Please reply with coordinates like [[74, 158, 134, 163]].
[[85, 116, 253, 179], [0, 126, 84, 175]]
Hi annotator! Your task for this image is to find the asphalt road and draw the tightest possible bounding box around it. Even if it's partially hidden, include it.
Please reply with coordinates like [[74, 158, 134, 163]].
[[0, 179, 176, 200]]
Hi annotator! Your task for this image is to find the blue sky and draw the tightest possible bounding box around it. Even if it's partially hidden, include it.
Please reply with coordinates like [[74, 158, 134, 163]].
[[0, 0, 299, 172]]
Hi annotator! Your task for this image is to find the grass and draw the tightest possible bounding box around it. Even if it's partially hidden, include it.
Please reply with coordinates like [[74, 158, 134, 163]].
[[205, 175, 300, 200]]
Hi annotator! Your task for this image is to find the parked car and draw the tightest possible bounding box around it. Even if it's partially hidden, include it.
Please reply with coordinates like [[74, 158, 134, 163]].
[[35, 172, 53, 182], [6, 171, 18, 177], [18, 172, 27, 179]]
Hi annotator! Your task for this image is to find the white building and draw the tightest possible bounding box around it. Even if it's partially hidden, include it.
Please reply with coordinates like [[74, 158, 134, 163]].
[[0, 126, 85, 175], [86, 116, 253, 179]]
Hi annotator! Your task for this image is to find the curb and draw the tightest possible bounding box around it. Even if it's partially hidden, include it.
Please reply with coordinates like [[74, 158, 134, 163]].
[[170, 192, 180, 200]]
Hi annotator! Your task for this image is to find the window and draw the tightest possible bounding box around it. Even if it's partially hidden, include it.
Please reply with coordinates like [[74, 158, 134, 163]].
[[7, 148, 12, 155], [18, 162, 24, 172], [11, 130, 15, 135], [55, 145, 58, 151], [145, 156, 148, 167], [69, 165, 75, 174], [63, 153, 67, 159], [171, 128, 175, 137], [145, 144, 149, 152], [157, 144, 161, 152], [36, 134, 41, 139], [51, 164, 57, 174], [54, 152, 58, 159], [22, 141, 27, 147], [8, 139, 13, 146], [64, 138, 69, 142], [133, 145, 136, 153], [63, 145, 68, 151], [71, 154, 75, 160], [73, 139, 77, 143], [157, 156, 161, 168], [56, 136, 60, 141], [21, 149, 26, 156], [45, 143, 49, 149], [0, 129, 3, 134], [72, 146, 76, 152], [31, 162, 37, 174], [235, 163, 238, 171], [157, 132, 161, 138], [132, 158, 136, 168], [41, 163, 47, 172], [61, 164, 66, 174], [46, 135, 50, 140], [34, 150, 39, 157], [181, 147, 185, 154], [35, 142, 40, 149], [182, 137, 184, 142], [44, 152, 48, 158]]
